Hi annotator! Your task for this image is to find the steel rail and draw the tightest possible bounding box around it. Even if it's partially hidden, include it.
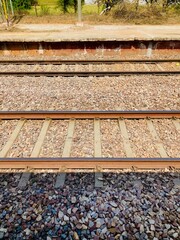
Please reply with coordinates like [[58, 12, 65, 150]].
[[0, 59, 180, 64], [0, 71, 180, 76], [0, 157, 179, 169], [0, 110, 180, 119]]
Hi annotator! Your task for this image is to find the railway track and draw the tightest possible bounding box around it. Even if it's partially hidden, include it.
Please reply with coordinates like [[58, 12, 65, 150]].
[[0, 110, 179, 171], [0, 63, 179, 188], [0, 59, 180, 76]]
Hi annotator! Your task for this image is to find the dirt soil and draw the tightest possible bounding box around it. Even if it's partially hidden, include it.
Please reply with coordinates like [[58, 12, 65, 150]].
[[9, 13, 180, 26]]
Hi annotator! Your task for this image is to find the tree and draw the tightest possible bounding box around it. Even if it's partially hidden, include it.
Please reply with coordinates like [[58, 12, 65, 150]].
[[73, 0, 78, 13], [12, 0, 34, 10], [58, 0, 71, 13], [31, 0, 38, 16], [58, 0, 84, 13]]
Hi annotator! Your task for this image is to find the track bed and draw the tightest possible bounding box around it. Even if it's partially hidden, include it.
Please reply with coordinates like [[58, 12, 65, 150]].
[[0, 111, 179, 170], [0, 59, 179, 76]]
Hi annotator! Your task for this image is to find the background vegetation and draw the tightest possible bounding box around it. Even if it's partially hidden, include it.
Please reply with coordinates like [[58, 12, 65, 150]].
[[2, 0, 180, 24]]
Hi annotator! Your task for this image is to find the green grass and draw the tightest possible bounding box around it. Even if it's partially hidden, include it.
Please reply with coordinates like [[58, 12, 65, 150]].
[[83, 4, 99, 14], [38, 0, 58, 5], [28, 2, 99, 16]]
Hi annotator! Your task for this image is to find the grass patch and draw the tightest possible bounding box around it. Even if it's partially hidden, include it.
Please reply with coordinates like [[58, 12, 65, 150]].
[[28, 3, 99, 16], [83, 4, 100, 14], [38, 0, 58, 5]]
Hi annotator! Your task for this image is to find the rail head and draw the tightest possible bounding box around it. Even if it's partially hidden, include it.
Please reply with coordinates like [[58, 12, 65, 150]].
[[0, 59, 180, 64], [0, 157, 179, 170], [0, 71, 180, 76], [0, 110, 179, 120]]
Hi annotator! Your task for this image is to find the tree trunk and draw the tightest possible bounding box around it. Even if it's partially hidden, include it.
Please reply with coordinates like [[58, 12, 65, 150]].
[[34, 4, 38, 17], [135, 0, 139, 11], [0, 0, 5, 22]]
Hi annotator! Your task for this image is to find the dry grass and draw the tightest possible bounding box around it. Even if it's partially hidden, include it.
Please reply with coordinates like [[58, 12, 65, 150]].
[[19, 13, 180, 25], [14, 1, 180, 25], [111, 3, 180, 25]]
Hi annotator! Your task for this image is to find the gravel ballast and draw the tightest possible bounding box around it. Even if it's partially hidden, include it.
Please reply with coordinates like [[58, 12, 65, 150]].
[[6, 120, 43, 158], [125, 119, 160, 158], [0, 75, 179, 111], [101, 120, 126, 158], [0, 120, 18, 152], [39, 120, 68, 158], [0, 172, 179, 239], [71, 120, 94, 158], [152, 119, 180, 158], [0, 119, 179, 158]]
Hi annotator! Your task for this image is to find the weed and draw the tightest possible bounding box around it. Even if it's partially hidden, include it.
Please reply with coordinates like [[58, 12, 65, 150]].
[[40, 5, 50, 16]]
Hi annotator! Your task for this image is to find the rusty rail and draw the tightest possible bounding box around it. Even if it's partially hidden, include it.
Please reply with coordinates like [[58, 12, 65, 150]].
[[0, 71, 180, 77], [0, 158, 179, 170], [0, 59, 180, 64], [0, 110, 180, 119], [0, 59, 180, 76]]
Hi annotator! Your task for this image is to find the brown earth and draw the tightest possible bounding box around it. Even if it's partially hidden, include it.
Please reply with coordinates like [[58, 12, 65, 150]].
[[10, 13, 180, 26]]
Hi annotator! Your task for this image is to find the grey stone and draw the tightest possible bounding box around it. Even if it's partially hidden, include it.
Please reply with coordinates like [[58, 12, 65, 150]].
[[140, 233, 148, 240], [18, 173, 31, 188], [173, 178, 180, 188], [150, 225, 155, 231], [76, 223, 82, 229], [58, 211, 63, 219], [82, 224, 88, 230], [135, 232, 140, 239], [67, 208, 71, 215], [71, 197, 77, 203], [149, 219, 155, 224], [36, 215, 42, 222], [72, 208, 78, 213], [134, 215, 141, 224], [165, 224, 171, 230], [89, 221, 94, 228], [96, 218, 104, 228], [122, 231, 128, 237], [64, 215, 69, 221], [168, 229, 175, 235], [140, 224, 144, 233], [91, 212, 98, 219], [109, 201, 117, 208], [24, 228, 31, 235], [95, 173, 103, 188], [101, 227, 108, 234], [0, 232, 4, 240], [55, 173, 66, 188], [17, 209, 23, 215], [173, 233, 179, 238], [121, 200, 126, 205], [60, 221, 66, 226]]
